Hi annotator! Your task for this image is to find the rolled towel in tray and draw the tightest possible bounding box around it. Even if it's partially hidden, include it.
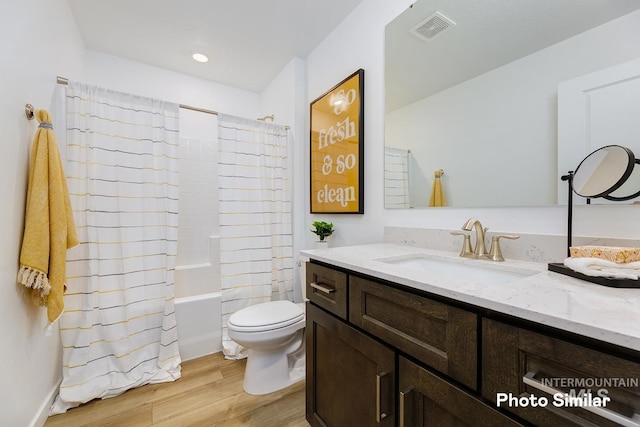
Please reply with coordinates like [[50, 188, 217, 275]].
[[570, 245, 640, 264], [564, 257, 640, 280]]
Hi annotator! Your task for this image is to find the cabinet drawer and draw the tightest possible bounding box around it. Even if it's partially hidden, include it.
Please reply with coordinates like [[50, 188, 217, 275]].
[[306, 262, 348, 320], [483, 319, 640, 427], [399, 356, 524, 427], [350, 276, 478, 390]]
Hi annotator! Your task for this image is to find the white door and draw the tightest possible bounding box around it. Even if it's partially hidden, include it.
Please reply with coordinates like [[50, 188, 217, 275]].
[[557, 58, 640, 204]]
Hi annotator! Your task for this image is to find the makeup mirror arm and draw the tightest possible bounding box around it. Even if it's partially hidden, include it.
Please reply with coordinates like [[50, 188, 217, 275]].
[[561, 171, 574, 258]]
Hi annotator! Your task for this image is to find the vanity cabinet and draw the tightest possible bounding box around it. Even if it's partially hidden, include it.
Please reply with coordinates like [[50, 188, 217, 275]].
[[482, 319, 640, 427], [306, 260, 640, 427], [306, 261, 506, 427]]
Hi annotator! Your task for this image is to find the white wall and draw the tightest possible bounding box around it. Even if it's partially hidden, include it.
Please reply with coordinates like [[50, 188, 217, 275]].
[[0, 1, 85, 426], [304, 0, 413, 249], [305, 0, 640, 249], [83, 50, 262, 119]]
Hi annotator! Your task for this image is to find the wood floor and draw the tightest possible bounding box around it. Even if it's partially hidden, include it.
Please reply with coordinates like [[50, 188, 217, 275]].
[[44, 352, 310, 427]]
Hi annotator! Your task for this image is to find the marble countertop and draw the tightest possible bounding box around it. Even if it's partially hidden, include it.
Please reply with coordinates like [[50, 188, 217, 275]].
[[301, 243, 640, 352]]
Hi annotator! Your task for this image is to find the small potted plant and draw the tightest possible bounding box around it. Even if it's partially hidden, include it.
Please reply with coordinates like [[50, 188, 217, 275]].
[[311, 221, 334, 248]]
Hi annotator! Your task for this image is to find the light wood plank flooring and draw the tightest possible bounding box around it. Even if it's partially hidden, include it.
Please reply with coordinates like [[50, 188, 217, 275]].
[[45, 352, 309, 427]]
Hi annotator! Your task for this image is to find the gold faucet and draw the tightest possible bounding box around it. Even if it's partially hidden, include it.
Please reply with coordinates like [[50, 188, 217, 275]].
[[488, 234, 520, 261], [450, 231, 473, 257], [461, 218, 489, 259]]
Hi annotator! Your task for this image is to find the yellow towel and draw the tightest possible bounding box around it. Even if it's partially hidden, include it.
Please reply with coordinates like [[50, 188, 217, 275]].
[[17, 110, 78, 323], [429, 169, 447, 207]]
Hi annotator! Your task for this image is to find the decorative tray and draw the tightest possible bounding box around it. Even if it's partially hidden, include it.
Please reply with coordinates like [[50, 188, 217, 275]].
[[548, 263, 640, 289]]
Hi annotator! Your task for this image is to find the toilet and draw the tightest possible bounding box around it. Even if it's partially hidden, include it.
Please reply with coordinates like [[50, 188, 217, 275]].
[[227, 257, 308, 395]]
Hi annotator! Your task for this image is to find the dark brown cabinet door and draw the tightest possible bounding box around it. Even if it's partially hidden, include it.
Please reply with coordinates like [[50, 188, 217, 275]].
[[306, 303, 395, 427], [483, 318, 640, 427], [399, 357, 524, 427], [350, 275, 478, 390]]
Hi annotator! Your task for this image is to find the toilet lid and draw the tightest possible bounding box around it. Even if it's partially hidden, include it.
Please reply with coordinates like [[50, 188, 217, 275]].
[[228, 300, 304, 332]]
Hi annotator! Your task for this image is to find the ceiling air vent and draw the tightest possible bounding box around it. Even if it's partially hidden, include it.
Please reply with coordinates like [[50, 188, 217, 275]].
[[411, 11, 456, 42]]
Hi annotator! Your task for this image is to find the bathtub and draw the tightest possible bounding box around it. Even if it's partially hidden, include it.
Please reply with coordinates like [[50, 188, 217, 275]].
[[174, 292, 222, 361]]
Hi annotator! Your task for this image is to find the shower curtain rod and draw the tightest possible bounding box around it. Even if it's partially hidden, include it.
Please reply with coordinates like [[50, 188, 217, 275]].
[[56, 76, 290, 129], [178, 103, 219, 116]]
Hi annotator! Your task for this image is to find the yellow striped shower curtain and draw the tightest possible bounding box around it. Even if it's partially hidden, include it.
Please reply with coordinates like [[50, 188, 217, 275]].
[[217, 114, 294, 359], [50, 82, 182, 414]]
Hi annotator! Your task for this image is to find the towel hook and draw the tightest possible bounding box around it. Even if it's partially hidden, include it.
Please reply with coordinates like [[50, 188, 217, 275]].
[[25, 104, 35, 120]]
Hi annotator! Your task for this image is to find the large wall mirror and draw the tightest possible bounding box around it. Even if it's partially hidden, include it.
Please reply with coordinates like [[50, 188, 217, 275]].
[[384, 0, 640, 208]]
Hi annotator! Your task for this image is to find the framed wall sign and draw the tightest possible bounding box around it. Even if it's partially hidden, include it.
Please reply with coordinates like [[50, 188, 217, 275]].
[[310, 69, 364, 213]]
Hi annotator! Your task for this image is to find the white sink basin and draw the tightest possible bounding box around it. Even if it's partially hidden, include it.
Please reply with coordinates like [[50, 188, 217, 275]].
[[376, 254, 538, 285]]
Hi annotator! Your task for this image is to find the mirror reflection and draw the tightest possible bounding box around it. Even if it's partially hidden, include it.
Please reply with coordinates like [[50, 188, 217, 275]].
[[384, 0, 640, 208], [573, 145, 640, 201]]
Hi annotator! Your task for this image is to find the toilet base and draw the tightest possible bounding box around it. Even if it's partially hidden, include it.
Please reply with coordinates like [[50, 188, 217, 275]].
[[242, 330, 305, 395]]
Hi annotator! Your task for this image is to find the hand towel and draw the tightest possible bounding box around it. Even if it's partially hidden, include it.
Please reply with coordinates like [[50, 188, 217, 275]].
[[563, 257, 640, 280], [428, 169, 447, 207], [17, 110, 78, 323], [569, 245, 640, 264]]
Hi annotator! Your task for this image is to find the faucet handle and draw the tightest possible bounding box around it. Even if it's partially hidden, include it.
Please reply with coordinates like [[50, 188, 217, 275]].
[[450, 231, 473, 258], [488, 234, 520, 262]]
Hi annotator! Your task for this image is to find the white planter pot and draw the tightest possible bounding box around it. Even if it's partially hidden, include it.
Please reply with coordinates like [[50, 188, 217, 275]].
[[315, 240, 329, 249]]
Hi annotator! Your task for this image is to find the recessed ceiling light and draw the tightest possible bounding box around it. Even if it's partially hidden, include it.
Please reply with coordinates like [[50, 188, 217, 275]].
[[192, 53, 209, 63]]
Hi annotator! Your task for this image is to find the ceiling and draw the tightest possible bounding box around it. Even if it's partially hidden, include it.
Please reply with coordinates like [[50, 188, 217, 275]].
[[67, 0, 364, 93], [385, 0, 640, 112]]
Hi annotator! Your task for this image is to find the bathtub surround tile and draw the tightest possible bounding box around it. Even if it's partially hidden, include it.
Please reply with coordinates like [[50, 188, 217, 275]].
[[175, 265, 216, 298], [176, 136, 219, 295], [384, 226, 640, 263]]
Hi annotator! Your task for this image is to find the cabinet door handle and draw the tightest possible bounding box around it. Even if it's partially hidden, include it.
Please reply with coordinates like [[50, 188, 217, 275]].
[[310, 282, 335, 294], [376, 372, 389, 423], [523, 371, 640, 427], [399, 388, 413, 427]]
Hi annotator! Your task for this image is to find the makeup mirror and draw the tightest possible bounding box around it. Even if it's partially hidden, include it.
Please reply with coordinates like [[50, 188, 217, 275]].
[[548, 145, 640, 287], [572, 145, 640, 201], [559, 145, 639, 257]]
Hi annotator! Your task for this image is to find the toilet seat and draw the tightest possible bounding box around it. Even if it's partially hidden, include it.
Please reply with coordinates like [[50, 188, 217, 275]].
[[228, 300, 304, 333]]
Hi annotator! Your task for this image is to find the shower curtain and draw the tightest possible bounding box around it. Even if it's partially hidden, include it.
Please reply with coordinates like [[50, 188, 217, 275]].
[[217, 114, 294, 359], [384, 146, 411, 208], [51, 82, 182, 414]]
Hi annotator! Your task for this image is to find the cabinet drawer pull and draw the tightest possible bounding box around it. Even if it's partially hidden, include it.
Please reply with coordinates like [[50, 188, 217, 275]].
[[310, 282, 335, 294], [376, 372, 389, 423], [523, 372, 640, 427], [399, 388, 413, 427]]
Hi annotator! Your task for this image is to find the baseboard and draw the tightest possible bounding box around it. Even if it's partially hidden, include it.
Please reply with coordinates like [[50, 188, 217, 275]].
[[31, 380, 60, 427]]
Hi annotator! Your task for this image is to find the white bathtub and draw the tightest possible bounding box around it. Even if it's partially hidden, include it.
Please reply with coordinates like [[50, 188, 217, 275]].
[[175, 292, 222, 361]]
